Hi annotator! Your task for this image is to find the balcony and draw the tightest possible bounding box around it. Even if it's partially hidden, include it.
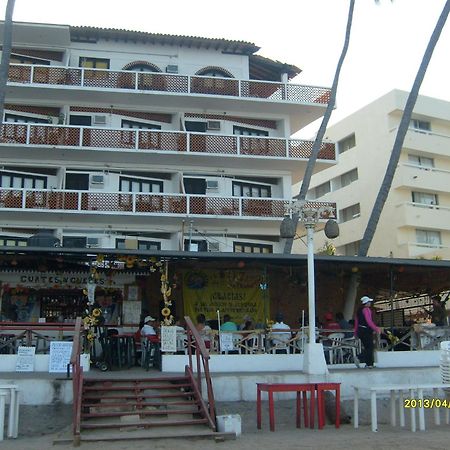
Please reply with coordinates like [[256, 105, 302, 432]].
[[400, 127, 450, 158], [6, 64, 331, 130], [0, 188, 336, 222], [395, 202, 450, 231], [0, 123, 336, 176], [394, 163, 450, 193]]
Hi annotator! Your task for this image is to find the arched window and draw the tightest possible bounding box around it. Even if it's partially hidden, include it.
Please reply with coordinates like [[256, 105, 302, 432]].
[[122, 61, 162, 73], [195, 66, 234, 78]]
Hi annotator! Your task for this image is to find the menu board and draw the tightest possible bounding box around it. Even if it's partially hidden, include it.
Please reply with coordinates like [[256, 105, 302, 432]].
[[49, 341, 73, 373], [161, 326, 177, 352], [16, 346, 36, 372], [122, 300, 141, 325]]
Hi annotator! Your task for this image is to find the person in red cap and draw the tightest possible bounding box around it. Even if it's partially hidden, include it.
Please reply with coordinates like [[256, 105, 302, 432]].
[[354, 296, 381, 368]]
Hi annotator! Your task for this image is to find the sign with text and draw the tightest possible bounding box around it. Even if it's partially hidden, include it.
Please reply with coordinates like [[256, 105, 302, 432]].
[[219, 333, 235, 352], [161, 326, 177, 352], [16, 346, 36, 372], [183, 270, 266, 325], [49, 341, 73, 373]]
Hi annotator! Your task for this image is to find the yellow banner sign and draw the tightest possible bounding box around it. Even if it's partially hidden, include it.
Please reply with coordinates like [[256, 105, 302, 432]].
[[183, 269, 267, 326]]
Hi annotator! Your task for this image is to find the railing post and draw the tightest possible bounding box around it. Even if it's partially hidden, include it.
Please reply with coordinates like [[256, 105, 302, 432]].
[[237, 136, 241, 155], [188, 75, 191, 93], [80, 68, 85, 87], [239, 198, 243, 216], [77, 192, 82, 211], [79, 127, 83, 147], [238, 80, 241, 97], [22, 190, 26, 209], [26, 124, 31, 145], [135, 130, 139, 150], [186, 133, 190, 152], [186, 195, 190, 214], [286, 139, 289, 158], [30, 65, 34, 83], [132, 193, 136, 213], [134, 72, 138, 90]]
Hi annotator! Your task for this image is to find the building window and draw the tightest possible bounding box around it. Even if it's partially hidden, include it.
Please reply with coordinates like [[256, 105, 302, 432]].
[[339, 203, 360, 223], [411, 191, 438, 206], [4, 113, 49, 124], [234, 242, 273, 253], [408, 154, 434, 169], [184, 239, 208, 252], [313, 181, 331, 199], [79, 57, 110, 69], [116, 239, 161, 251], [62, 236, 87, 248], [340, 168, 358, 188], [337, 133, 356, 154], [340, 241, 360, 256], [195, 67, 233, 78], [410, 119, 431, 132], [121, 119, 161, 130], [0, 236, 27, 246], [119, 177, 163, 193], [233, 126, 269, 137], [416, 229, 441, 246], [232, 181, 271, 198], [0, 171, 47, 189], [10, 54, 50, 65]]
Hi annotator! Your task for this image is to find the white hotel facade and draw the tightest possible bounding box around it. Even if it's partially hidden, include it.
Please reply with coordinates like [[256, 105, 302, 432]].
[[0, 22, 335, 254], [306, 90, 450, 260]]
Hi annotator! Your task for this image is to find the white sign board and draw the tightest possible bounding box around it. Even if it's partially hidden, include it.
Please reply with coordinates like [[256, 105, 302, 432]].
[[161, 326, 177, 352], [122, 301, 141, 325], [219, 333, 235, 352], [49, 341, 73, 373], [16, 346, 36, 372]]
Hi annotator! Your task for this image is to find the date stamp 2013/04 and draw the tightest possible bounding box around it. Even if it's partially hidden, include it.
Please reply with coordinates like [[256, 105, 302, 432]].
[[404, 398, 450, 408]]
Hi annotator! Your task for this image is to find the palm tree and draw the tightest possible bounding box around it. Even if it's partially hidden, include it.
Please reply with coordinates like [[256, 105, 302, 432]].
[[283, 0, 355, 254], [0, 0, 15, 124], [342, 0, 450, 319]]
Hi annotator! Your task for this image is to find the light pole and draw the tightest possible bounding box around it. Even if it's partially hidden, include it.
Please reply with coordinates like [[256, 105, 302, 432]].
[[281, 200, 338, 375]]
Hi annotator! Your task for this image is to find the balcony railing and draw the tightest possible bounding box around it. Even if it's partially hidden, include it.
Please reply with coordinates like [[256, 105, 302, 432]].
[[0, 123, 336, 161], [0, 188, 336, 220], [7, 63, 331, 104]]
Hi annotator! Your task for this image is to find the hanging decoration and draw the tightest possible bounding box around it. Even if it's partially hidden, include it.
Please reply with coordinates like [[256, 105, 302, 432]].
[[160, 260, 174, 325]]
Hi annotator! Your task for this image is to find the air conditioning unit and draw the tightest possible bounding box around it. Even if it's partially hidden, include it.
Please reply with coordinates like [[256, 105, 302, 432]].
[[206, 179, 219, 190], [208, 242, 220, 252], [207, 120, 221, 131], [166, 65, 179, 74], [93, 115, 107, 125], [90, 174, 105, 185], [86, 237, 100, 248]]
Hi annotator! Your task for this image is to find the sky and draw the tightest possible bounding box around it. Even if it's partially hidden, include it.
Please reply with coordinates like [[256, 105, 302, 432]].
[[5, 0, 450, 137]]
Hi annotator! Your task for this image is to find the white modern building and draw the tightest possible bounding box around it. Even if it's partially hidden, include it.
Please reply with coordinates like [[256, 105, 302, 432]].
[[0, 21, 336, 254], [306, 89, 450, 260]]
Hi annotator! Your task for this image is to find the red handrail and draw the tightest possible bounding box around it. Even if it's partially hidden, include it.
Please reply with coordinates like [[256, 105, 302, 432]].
[[184, 316, 216, 430], [69, 317, 83, 446]]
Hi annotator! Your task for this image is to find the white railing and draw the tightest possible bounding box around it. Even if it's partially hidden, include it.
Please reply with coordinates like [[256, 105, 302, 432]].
[[7, 63, 331, 105], [0, 122, 336, 161]]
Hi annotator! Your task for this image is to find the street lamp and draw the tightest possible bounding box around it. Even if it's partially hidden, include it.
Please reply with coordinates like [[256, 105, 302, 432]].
[[281, 200, 338, 375]]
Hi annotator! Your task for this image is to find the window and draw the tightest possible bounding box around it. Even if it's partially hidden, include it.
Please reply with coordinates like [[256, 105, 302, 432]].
[[411, 191, 438, 206], [0, 171, 47, 189], [340, 168, 358, 188], [0, 236, 27, 247], [79, 57, 110, 69], [121, 119, 161, 130], [314, 181, 331, 199], [233, 126, 269, 137], [116, 239, 161, 251], [234, 242, 273, 253], [339, 203, 360, 223], [340, 241, 360, 256], [4, 114, 49, 124], [408, 154, 434, 169], [196, 67, 233, 78], [63, 236, 87, 248], [233, 181, 271, 198], [416, 229, 441, 246], [410, 119, 431, 132], [10, 54, 50, 65], [184, 239, 208, 252], [337, 133, 356, 154], [119, 177, 163, 193], [185, 121, 207, 133]]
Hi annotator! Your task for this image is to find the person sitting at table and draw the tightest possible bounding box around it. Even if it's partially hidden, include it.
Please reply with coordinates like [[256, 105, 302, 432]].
[[323, 312, 340, 335], [336, 312, 353, 338], [220, 314, 238, 332], [271, 313, 291, 353], [196, 313, 212, 349], [423, 296, 447, 326], [141, 315, 157, 337]]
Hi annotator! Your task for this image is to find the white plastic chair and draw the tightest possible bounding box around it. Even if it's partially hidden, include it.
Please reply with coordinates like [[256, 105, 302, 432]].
[[323, 332, 345, 364]]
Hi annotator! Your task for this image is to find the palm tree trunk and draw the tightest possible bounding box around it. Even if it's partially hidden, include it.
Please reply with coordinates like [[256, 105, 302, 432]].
[[0, 0, 15, 124], [283, 0, 355, 254], [343, 0, 450, 319]]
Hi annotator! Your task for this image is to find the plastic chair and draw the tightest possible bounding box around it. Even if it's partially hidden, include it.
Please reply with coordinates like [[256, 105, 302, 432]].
[[323, 332, 345, 364]]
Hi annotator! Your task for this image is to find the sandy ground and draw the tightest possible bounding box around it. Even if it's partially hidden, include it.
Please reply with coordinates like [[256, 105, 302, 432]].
[[1, 399, 449, 450]]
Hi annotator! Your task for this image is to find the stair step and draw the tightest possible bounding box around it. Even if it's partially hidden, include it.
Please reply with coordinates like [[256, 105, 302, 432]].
[[82, 400, 196, 408], [83, 376, 188, 384], [80, 418, 208, 430], [82, 392, 194, 401], [82, 408, 200, 419], [83, 383, 191, 392]]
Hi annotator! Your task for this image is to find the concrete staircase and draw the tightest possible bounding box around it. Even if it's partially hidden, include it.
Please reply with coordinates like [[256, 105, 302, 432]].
[[74, 375, 231, 442]]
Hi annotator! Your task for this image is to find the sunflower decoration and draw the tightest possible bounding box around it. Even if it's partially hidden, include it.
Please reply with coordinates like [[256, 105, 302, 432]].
[[266, 319, 274, 331], [160, 261, 174, 325], [82, 308, 104, 353]]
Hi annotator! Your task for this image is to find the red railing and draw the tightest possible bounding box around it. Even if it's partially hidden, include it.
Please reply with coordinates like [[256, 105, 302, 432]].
[[7, 63, 331, 105], [69, 317, 83, 446], [0, 123, 336, 161], [184, 316, 216, 431]]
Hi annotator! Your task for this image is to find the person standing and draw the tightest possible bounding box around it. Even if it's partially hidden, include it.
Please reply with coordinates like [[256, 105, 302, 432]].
[[354, 296, 381, 369]]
